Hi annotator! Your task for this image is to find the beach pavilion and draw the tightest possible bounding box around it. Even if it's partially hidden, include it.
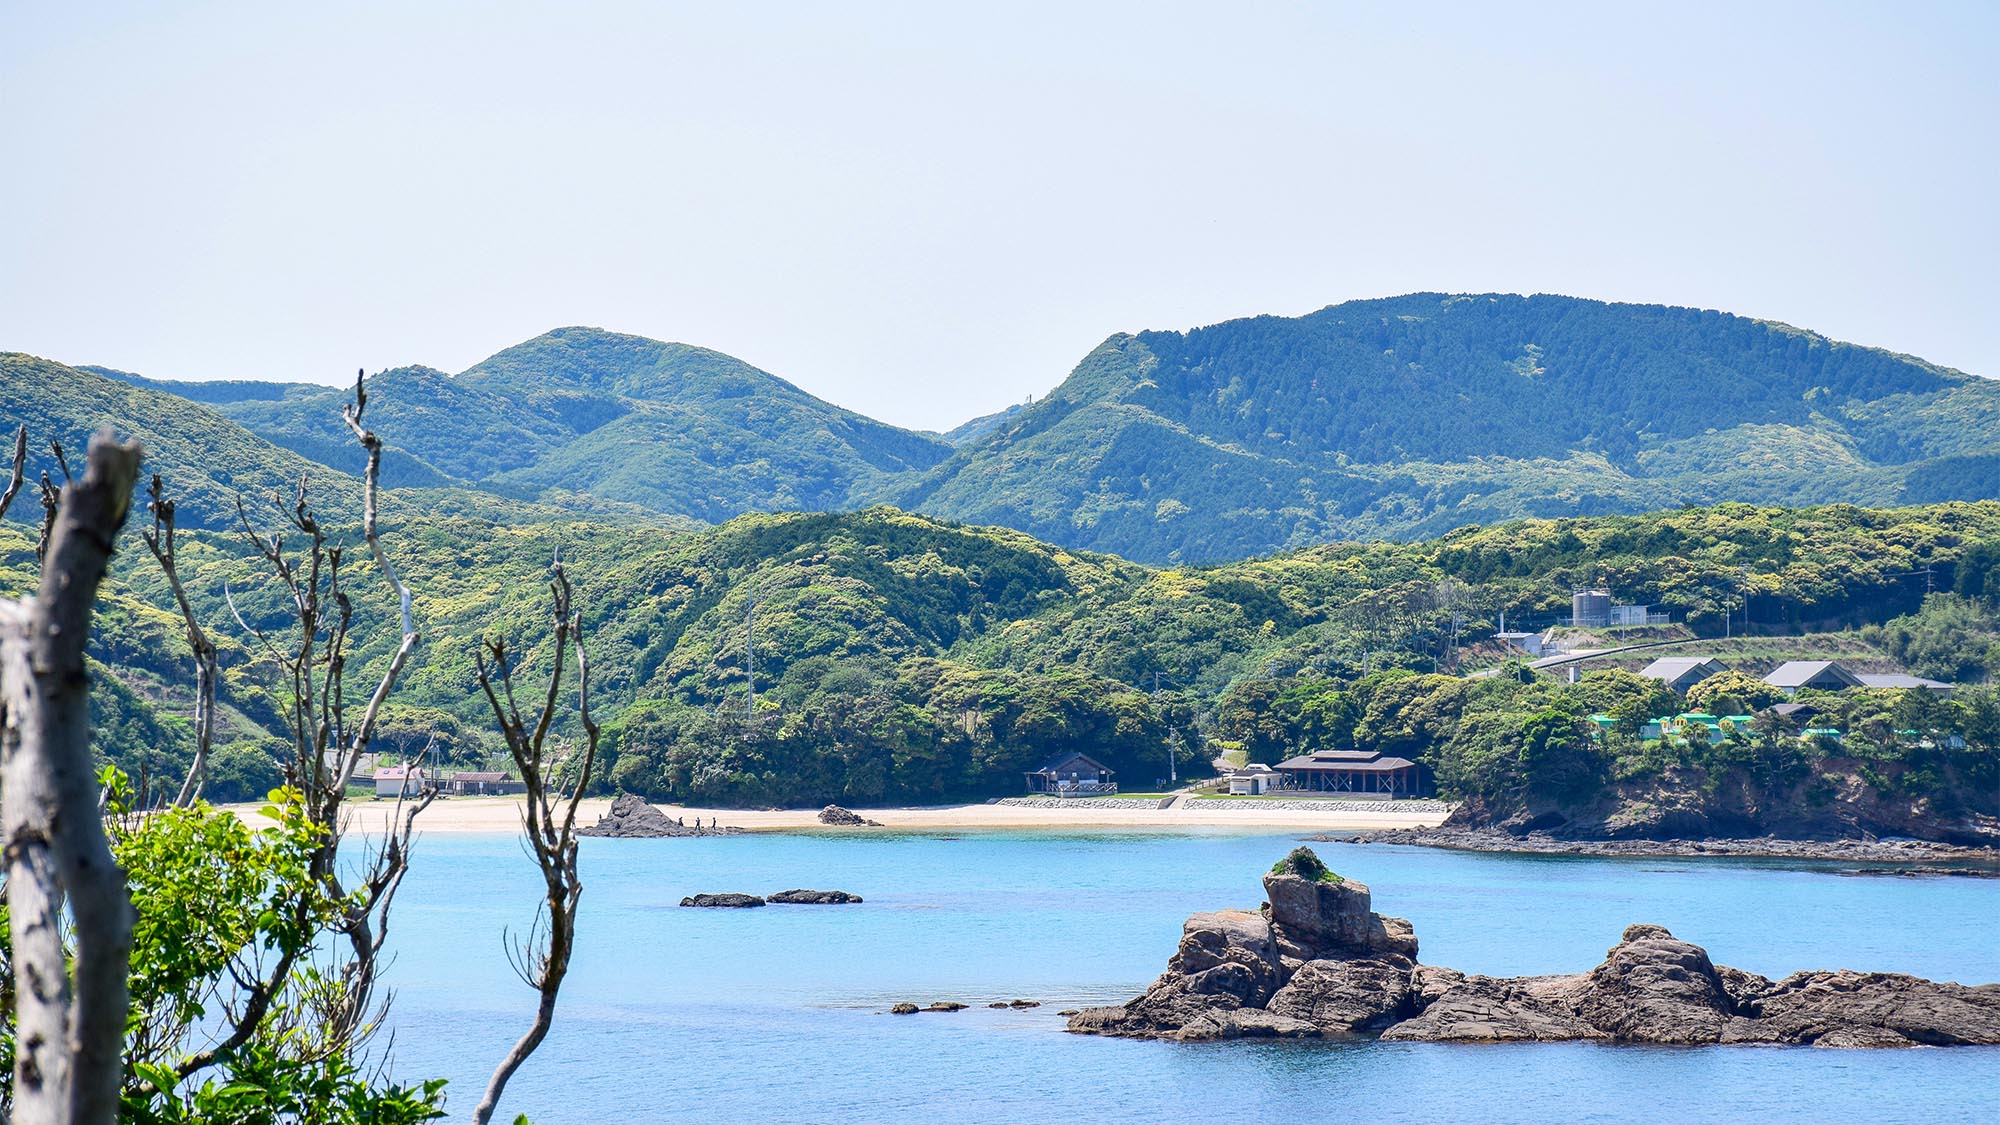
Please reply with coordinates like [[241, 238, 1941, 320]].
[[1272, 749, 1431, 797]]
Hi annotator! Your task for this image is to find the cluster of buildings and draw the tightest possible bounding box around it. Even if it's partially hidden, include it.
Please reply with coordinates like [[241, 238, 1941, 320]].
[[1612, 657, 1957, 748], [372, 765, 527, 799], [1637, 657, 1953, 697]]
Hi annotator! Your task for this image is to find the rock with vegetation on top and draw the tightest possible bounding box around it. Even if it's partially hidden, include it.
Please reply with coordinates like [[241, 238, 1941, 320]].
[[1068, 847, 2000, 1047], [767, 889, 863, 904]]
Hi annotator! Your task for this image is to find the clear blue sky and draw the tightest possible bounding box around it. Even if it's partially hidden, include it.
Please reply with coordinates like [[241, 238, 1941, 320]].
[[3, 1, 1994, 431]]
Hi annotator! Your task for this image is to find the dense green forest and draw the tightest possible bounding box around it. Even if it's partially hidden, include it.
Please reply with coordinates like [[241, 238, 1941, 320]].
[[57, 293, 2000, 565], [902, 294, 2000, 561], [9, 489, 1995, 812]]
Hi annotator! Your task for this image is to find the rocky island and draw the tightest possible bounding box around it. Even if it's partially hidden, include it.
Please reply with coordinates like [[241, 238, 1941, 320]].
[[578, 794, 744, 838], [1067, 847, 2000, 1047]]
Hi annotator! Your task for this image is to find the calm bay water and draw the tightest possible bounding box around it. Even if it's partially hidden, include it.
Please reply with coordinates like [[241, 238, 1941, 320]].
[[378, 830, 2000, 1124]]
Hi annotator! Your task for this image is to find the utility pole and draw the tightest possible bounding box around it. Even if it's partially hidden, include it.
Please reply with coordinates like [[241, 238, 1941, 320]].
[[1153, 670, 1177, 784]]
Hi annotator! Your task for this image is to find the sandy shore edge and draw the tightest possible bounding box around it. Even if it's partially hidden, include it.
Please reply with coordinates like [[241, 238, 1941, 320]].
[[224, 795, 1453, 835]]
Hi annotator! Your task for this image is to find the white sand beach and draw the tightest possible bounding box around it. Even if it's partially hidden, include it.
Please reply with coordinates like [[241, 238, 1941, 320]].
[[230, 795, 1452, 835]]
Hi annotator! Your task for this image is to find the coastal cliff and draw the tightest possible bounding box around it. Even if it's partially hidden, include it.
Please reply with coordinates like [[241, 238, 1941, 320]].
[[1068, 848, 2000, 1047]]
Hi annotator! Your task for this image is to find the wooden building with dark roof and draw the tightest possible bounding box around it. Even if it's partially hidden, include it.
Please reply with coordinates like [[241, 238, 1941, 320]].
[[1273, 749, 1431, 797], [1024, 751, 1117, 796]]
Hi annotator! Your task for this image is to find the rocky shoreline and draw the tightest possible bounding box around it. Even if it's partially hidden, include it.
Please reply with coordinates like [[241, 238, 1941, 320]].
[[1066, 847, 2000, 1047], [1317, 826, 2000, 874]]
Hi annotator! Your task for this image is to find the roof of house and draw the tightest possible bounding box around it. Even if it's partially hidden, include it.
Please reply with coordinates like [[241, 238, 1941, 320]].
[[1229, 764, 1277, 775], [1274, 752, 1418, 773], [1026, 751, 1113, 776], [1769, 701, 1821, 717], [450, 772, 509, 782], [1763, 661, 1863, 689], [373, 766, 421, 779], [1854, 673, 1952, 691], [1639, 657, 1723, 681]]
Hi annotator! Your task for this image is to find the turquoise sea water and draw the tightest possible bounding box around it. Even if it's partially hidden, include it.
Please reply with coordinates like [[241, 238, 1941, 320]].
[[379, 831, 2000, 1124]]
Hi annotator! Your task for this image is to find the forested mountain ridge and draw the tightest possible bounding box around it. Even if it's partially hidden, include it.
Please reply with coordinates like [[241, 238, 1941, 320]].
[[900, 294, 2000, 562], [49, 295, 2000, 565], [4, 354, 684, 532], [122, 327, 959, 522]]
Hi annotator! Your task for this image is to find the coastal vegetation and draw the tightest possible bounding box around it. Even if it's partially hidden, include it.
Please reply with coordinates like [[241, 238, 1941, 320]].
[[6, 482, 1992, 823]]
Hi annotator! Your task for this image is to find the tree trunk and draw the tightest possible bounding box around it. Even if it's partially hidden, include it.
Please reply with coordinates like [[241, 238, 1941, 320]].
[[1, 433, 142, 1125]]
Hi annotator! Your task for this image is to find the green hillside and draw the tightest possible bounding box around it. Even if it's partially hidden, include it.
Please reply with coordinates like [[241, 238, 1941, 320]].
[[900, 294, 2000, 563], [128, 326, 959, 523], [17, 486, 1995, 810], [2, 354, 684, 532], [461, 328, 956, 518], [1, 352, 359, 529]]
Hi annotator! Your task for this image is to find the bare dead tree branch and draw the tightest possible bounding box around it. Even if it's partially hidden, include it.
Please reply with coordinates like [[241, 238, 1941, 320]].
[[137, 370, 438, 1087], [0, 423, 26, 522], [47, 438, 71, 487], [470, 560, 599, 1125], [335, 369, 418, 792], [34, 472, 58, 563], [140, 475, 222, 807], [2, 429, 142, 1125]]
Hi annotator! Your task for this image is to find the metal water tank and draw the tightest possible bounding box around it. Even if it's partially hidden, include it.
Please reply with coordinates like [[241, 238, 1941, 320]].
[[1572, 589, 1612, 628]]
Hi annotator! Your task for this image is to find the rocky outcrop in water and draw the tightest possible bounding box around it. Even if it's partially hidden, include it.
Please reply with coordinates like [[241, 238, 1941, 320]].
[[680, 893, 765, 908], [579, 794, 744, 838], [818, 805, 882, 827], [1067, 847, 2000, 1047], [767, 889, 864, 904], [1321, 825, 2000, 872]]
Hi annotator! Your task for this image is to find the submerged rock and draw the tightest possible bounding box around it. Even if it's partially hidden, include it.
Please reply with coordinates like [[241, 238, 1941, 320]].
[[581, 794, 744, 838], [890, 1003, 919, 1015], [679, 893, 764, 908], [1067, 847, 2000, 1048], [819, 805, 882, 827], [767, 889, 864, 904]]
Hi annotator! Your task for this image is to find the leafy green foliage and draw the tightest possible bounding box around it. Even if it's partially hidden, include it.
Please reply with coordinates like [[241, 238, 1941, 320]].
[[0, 780, 450, 1123], [1865, 594, 2000, 684], [1271, 846, 1342, 883], [1685, 670, 1788, 716]]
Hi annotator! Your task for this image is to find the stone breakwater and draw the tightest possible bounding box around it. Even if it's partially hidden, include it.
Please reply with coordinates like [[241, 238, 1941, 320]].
[[1066, 847, 2000, 1047], [1190, 798, 1454, 814], [995, 797, 1175, 810]]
